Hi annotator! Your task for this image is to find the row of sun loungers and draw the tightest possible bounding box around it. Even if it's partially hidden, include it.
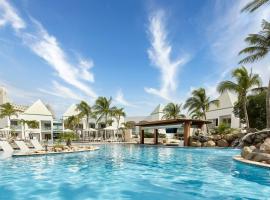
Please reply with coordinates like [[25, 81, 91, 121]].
[[0, 139, 44, 156]]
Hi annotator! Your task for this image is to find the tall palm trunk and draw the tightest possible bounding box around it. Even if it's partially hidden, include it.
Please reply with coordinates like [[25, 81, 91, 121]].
[[267, 79, 270, 129], [243, 97, 250, 129], [203, 111, 209, 133]]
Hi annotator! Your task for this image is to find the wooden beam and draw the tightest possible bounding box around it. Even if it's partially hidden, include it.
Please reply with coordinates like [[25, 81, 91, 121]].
[[154, 129, 158, 144], [184, 121, 191, 146], [140, 129, 144, 144]]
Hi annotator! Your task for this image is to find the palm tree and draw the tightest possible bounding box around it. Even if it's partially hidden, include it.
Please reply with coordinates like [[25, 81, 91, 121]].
[[0, 103, 20, 128], [64, 115, 81, 131], [184, 88, 219, 121], [27, 120, 39, 129], [239, 20, 270, 128], [76, 101, 92, 130], [93, 97, 117, 126], [191, 110, 204, 120], [113, 108, 126, 129], [217, 66, 261, 128], [241, 0, 269, 12], [162, 103, 185, 120]]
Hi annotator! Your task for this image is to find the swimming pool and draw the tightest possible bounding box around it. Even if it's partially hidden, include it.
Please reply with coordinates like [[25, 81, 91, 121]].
[[0, 144, 269, 200]]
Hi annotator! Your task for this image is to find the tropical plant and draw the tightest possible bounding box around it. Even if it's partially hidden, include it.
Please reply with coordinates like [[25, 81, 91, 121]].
[[241, 0, 269, 12], [64, 115, 81, 130], [162, 103, 185, 119], [240, 0, 270, 129], [113, 108, 126, 129], [191, 110, 204, 120], [0, 103, 20, 128], [184, 88, 219, 120], [76, 101, 92, 130], [59, 131, 78, 146], [27, 120, 39, 129], [93, 97, 117, 126], [234, 89, 266, 130], [217, 66, 261, 128]]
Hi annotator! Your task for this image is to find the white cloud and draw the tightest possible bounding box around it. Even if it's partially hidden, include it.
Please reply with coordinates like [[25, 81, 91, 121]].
[[0, 0, 97, 100], [145, 10, 189, 100], [208, 0, 270, 86], [21, 20, 97, 99], [0, 0, 25, 30], [38, 81, 83, 100], [114, 89, 135, 107]]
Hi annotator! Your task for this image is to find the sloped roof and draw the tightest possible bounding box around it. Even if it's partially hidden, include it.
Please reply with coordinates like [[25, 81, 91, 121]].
[[24, 99, 53, 116], [208, 91, 237, 111], [63, 104, 79, 117], [150, 104, 164, 115]]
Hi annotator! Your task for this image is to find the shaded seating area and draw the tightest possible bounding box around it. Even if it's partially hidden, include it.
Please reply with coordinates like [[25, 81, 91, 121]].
[[136, 119, 211, 146]]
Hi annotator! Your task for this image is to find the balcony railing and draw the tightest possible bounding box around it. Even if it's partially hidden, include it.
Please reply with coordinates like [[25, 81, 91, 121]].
[[41, 126, 52, 131], [10, 125, 22, 131]]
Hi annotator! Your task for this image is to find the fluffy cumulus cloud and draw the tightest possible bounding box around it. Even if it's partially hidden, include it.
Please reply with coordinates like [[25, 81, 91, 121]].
[[145, 10, 189, 100], [0, 0, 97, 101]]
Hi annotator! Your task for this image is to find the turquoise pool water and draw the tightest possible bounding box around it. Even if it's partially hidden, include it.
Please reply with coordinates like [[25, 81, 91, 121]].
[[0, 144, 270, 200]]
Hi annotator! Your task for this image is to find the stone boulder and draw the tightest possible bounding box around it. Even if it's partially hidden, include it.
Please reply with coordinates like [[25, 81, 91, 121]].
[[247, 152, 270, 163], [217, 139, 229, 147], [191, 141, 201, 147], [259, 138, 270, 153], [212, 135, 222, 141], [241, 146, 256, 159], [204, 140, 216, 147]]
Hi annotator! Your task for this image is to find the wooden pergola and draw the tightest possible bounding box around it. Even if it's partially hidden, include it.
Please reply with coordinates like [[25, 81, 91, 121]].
[[136, 119, 211, 146]]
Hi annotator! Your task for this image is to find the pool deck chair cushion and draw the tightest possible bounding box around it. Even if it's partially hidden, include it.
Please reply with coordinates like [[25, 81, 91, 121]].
[[15, 141, 31, 153], [30, 139, 43, 151], [0, 141, 14, 154]]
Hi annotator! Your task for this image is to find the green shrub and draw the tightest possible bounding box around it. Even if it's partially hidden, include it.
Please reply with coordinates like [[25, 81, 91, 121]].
[[214, 123, 234, 135]]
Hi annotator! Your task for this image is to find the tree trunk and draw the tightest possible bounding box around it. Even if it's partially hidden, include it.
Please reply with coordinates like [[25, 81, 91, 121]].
[[266, 79, 270, 129], [243, 97, 250, 129], [203, 111, 209, 133]]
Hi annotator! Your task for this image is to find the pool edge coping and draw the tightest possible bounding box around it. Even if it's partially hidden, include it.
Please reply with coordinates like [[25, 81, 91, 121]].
[[233, 155, 270, 169]]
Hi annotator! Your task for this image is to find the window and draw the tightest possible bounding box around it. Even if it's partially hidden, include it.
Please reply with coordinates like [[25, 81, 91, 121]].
[[10, 120, 18, 126], [89, 123, 95, 128]]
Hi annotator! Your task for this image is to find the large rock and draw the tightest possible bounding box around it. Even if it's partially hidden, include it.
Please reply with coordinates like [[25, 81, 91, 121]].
[[249, 152, 270, 163], [191, 141, 201, 147], [212, 135, 222, 141], [224, 134, 236, 143], [204, 140, 216, 147], [217, 139, 229, 147], [241, 146, 253, 159], [260, 138, 270, 153]]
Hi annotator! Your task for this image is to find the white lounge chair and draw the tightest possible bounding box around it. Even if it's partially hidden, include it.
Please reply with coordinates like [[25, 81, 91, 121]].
[[0, 140, 14, 154], [30, 139, 43, 151], [15, 140, 31, 153]]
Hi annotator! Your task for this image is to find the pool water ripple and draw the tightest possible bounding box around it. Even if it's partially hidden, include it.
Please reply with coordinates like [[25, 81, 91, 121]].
[[0, 144, 270, 200]]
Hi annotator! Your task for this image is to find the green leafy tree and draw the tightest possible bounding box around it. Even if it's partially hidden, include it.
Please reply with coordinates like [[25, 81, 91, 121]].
[[76, 101, 92, 130], [234, 89, 266, 130], [217, 66, 261, 128], [0, 103, 20, 128], [162, 103, 185, 119], [240, 0, 270, 128], [93, 97, 117, 126]]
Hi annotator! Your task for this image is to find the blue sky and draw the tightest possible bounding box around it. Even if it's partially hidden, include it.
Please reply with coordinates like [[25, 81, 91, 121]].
[[0, 0, 270, 117]]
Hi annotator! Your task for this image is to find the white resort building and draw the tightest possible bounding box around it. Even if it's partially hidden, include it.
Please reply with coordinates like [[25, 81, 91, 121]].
[[206, 91, 241, 129], [0, 87, 54, 141]]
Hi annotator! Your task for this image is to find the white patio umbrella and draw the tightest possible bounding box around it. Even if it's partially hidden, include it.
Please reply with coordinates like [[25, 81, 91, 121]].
[[103, 126, 117, 140], [0, 127, 11, 139]]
